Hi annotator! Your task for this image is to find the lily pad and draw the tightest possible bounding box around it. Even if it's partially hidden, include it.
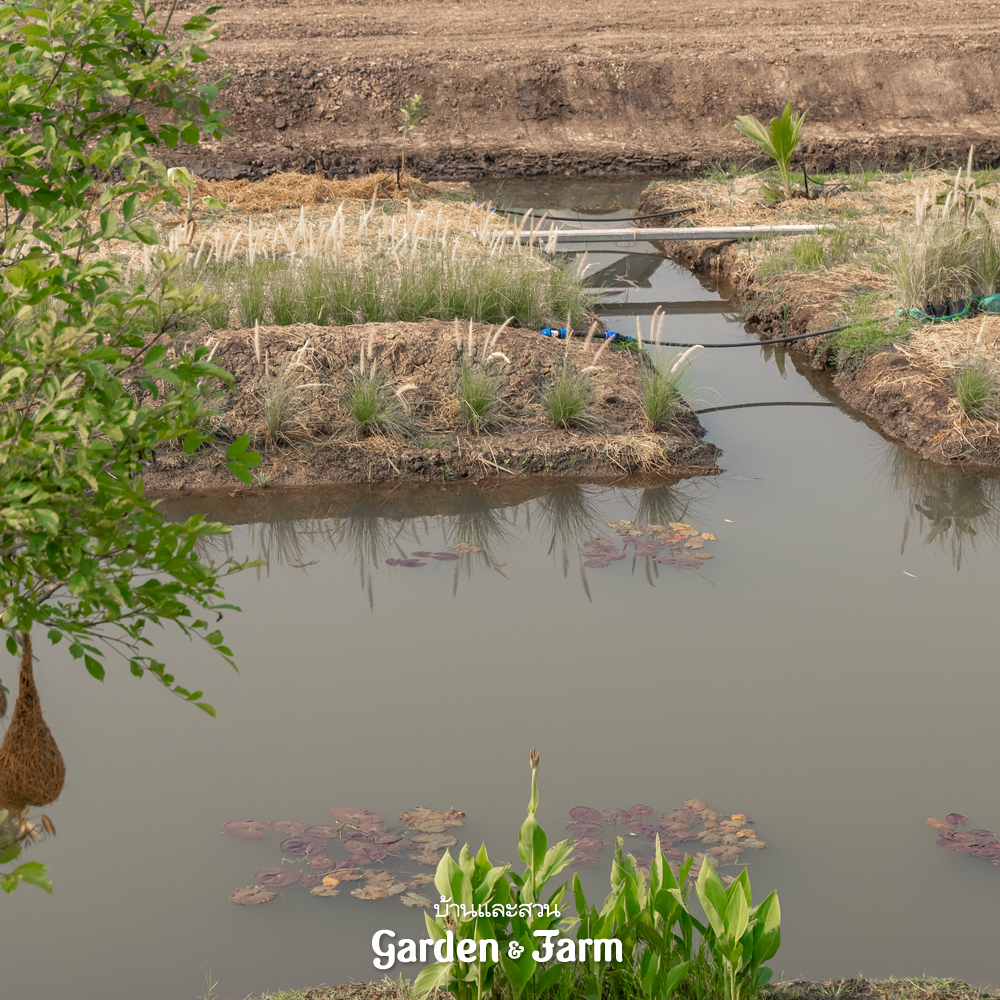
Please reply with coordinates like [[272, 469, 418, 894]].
[[450, 543, 481, 554], [352, 884, 389, 900], [330, 807, 384, 827], [412, 833, 457, 849], [565, 821, 603, 835], [603, 809, 631, 824], [430, 552, 460, 561], [946, 813, 969, 826], [630, 804, 654, 817], [230, 885, 276, 905], [279, 836, 327, 855], [310, 885, 341, 897], [570, 856, 599, 868], [271, 820, 308, 836], [254, 866, 302, 886], [304, 825, 341, 838], [584, 559, 611, 568], [569, 806, 603, 822], [223, 820, 272, 839]]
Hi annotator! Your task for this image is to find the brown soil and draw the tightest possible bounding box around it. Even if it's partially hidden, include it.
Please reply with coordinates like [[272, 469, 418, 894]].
[[635, 182, 1000, 471], [141, 320, 719, 491], [164, 0, 1000, 182]]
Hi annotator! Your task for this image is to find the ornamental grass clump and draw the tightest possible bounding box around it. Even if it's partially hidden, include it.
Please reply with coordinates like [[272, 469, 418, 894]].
[[542, 365, 596, 429], [640, 359, 690, 430], [954, 356, 997, 417], [342, 336, 415, 438], [454, 318, 511, 432]]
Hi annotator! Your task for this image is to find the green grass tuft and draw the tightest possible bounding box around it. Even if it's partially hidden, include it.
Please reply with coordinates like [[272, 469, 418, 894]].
[[541, 366, 596, 429], [342, 365, 414, 438], [640, 364, 687, 429], [955, 357, 997, 416], [456, 361, 505, 432]]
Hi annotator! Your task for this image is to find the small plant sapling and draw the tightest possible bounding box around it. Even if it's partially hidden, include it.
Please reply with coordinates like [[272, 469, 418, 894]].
[[397, 94, 430, 191], [733, 102, 808, 200]]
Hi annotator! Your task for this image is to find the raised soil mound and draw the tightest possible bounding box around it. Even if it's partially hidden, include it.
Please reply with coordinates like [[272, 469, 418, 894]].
[[142, 320, 719, 490]]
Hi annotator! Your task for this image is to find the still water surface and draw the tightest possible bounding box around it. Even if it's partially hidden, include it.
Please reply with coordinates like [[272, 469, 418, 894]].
[[5, 184, 1000, 999]]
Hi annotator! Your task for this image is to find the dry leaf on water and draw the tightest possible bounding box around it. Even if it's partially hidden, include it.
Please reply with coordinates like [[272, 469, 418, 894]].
[[401, 892, 434, 908], [398, 807, 465, 832], [702, 533, 717, 540], [352, 884, 388, 900], [334, 869, 366, 881], [387, 884, 407, 896], [669, 522, 692, 530], [412, 833, 457, 849], [310, 885, 341, 897], [450, 543, 481, 554], [322, 875, 340, 887], [230, 885, 276, 905], [363, 871, 400, 890], [222, 819, 272, 839], [684, 539, 704, 550], [405, 874, 434, 888], [409, 848, 445, 865]]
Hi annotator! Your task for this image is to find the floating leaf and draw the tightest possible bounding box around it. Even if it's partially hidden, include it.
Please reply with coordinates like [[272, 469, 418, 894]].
[[412, 833, 457, 849], [603, 809, 631, 824], [254, 866, 301, 886], [230, 885, 276, 905], [329, 807, 384, 828], [271, 820, 308, 836], [926, 817, 952, 830], [412, 551, 435, 557], [574, 838, 605, 853], [352, 884, 389, 900], [307, 855, 333, 869], [683, 539, 704, 550], [430, 552, 460, 561], [310, 885, 341, 897], [279, 836, 326, 856], [398, 807, 465, 832], [334, 869, 366, 881], [702, 533, 716, 540], [565, 821, 603, 835], [304, 825, 341, 838], [401, 892, 434, 907], [584, 559, 611, 568], [377, 833, 403, 845], [668, 522, 692, 530], [676, 557, 701, 567], [693, 553, 714, 560], [387, 883, 407, 896], [569, 806, 603, 822], [409, 848, 445, 865], [630, 804, 653, 817], [946, 813, 969, 826], [450, 543, 481, 553], [223, 820, 271, 839], [399, 559, 425, 568], [571, 856, 599, 868], [628, 820, 654, 837], [322, 875, 341, 887], [300, 875, 322, 887]]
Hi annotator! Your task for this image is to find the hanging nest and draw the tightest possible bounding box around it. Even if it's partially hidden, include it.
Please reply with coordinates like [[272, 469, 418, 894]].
[[0, 633, 65, 811]]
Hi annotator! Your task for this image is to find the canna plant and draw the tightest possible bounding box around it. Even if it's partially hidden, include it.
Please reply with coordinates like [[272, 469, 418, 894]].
[[414, 752, 781, 1000], [733, 102, 808, 200]]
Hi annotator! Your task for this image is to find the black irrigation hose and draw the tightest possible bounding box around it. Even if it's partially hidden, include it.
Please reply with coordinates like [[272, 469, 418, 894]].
[[694, 401, 837, 414], [494, 206, 697, 224], [618, 321, 867, 349]]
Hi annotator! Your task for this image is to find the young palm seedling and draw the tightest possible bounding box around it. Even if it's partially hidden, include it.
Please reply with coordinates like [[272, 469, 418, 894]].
[[733, 102, 808, 200], [397, 93, 429, 192]]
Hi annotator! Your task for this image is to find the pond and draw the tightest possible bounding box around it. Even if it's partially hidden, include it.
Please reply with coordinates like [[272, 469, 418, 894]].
[[5, 182, 1000, 999]]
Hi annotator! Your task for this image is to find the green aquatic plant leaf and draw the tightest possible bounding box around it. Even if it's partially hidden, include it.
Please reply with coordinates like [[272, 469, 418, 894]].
[[734, 102, 808, 199]]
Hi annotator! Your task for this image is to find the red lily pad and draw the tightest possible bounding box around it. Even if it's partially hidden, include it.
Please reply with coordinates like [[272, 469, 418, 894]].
[[630, 804, 654, 817], [255, 867, 302, 886], [570, 856, 599, 868], [304, 825, 341, 838], [279, 836, 327, 855], [569, 806, 603, 822], [946, 813, 969, 826], [584, 559, 611, 568], [271, 820, 308, 836], [565, 821, 603, 835]]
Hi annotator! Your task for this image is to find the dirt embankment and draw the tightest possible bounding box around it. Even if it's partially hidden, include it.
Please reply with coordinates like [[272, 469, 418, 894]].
[[166, 0, 1000, 182], [635, 181, 1000, 470], [141, 321, 719, 491]]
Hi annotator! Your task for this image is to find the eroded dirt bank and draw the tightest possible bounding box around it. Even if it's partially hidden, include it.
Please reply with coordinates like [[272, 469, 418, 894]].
[[166, 0, 1000, 181], [141, 321, 719, 491]]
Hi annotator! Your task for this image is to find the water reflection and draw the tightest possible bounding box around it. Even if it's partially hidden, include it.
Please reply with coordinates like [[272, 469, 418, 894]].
[[878, 446, 1000, 569], [174, 478, 703, 605]]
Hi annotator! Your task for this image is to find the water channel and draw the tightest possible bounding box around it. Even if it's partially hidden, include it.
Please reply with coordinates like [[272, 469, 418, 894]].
[[6, 179, 1000, 999]]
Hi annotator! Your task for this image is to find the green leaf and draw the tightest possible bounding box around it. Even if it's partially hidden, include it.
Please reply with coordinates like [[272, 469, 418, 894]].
[[412, 962, 452, 999], [201, 196, 226, 211], [83, 654, 105, 681], [12, 861, 52, 893], [180, 123, 200, 145], [122, 193, 139, 222]]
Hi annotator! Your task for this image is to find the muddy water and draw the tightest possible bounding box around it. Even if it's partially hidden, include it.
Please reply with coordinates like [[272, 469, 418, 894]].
[[6, 187, 1000, 1000]]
